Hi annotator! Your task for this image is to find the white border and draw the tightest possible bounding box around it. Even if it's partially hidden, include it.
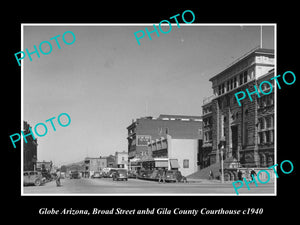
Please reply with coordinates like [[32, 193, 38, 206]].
[[21, 23, 277, 196]]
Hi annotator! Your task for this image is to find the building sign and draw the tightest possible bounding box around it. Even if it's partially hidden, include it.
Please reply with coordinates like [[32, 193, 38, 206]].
[[136, 135, 151, 146]]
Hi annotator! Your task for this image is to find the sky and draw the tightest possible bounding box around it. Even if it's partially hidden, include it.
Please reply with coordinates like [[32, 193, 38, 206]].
[[23, 24, 274, 166]]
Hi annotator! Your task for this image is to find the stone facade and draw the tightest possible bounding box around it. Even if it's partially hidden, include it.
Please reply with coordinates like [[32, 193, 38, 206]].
[[202, 48, 275, 169]]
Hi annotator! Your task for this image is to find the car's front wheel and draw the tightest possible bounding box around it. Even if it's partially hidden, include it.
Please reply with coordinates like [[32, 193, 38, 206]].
[[34, 179, 41, 186]]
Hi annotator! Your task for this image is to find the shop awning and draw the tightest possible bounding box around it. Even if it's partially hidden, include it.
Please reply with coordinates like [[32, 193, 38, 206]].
[[170, 159, 180, 169]]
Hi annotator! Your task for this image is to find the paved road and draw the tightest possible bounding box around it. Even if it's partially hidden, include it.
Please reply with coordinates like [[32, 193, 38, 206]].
[[23, 177, 275, 195]]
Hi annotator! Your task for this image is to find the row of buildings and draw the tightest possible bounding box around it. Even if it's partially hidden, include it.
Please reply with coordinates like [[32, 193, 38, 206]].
[[63, 151, 128, 177], [23, 120, 128, 177], [126, 47, 275, 180], [24, 47, 275, 181]]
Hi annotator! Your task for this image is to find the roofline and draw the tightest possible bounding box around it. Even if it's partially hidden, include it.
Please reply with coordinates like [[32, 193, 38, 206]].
[[209, 47, 274, 82], [158, 114, 202, 119], [127, 114, 202, 129]]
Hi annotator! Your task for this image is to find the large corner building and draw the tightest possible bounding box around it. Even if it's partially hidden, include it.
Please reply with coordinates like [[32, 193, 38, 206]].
[[201, 47, 275, 176]]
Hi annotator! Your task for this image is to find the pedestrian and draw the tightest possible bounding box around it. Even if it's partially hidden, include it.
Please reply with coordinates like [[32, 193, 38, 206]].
[[162, 169, 166, 184], [158, 169, 163, 184], [209, 170, 214, 180], [56, 169, 61, 187], [250, 169, 256, 180], [237, 169, 243, 180]]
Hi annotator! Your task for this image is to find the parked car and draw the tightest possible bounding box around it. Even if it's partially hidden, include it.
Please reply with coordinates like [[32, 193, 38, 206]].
[[23, 171, 45, 186], [101, 168, 117, 178], [41, 170, 52, 181], [91, 172, 102, 179], [112, 169, 128, 181], [128, 170, 138, 179], [108, 169, 118, 178], [165, 170, 187, 183], [138, 170, 153, 179], [70, 170, 80, 179]]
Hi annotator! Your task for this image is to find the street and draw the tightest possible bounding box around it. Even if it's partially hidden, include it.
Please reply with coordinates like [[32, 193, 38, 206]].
[[23, 177, 275, 195]]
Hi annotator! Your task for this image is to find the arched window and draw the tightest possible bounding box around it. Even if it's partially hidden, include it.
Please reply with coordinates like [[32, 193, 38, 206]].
[[260, 153, 266, 167]]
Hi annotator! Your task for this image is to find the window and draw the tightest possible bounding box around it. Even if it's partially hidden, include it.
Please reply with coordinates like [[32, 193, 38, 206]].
[[226, 81, 230, 92], [244, 122, 248, 145], [258, 132, 264, 144], [265, 131, 270, 143], [269, 94, 274, 105], [230, 79, 233, 90], [234, 77, 237, 88], [260, 118, 265, 130], [243, 71, 248, 83], [266, 117, 272, 128], [221, 83, 225, 94], [239, 73, 243, 85], [218, 85, 221, 95], [266, 94, 274, 106], [198, 129, 202, 136], [183, 159, 189, 168], [270, 130, 274, 143]]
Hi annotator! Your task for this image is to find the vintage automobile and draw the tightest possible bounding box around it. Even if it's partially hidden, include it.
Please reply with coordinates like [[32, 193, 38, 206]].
[[91, 171, 102, 179], [102, 168, 118, 178], [108, 169, 118, 178], [138, 170, 153, 179], [112, 169, 128, 181], [165, 170, 187, 183], [128, 170, 138, 179], [23, 171, 45, 186], [70, 170, 80, 179]]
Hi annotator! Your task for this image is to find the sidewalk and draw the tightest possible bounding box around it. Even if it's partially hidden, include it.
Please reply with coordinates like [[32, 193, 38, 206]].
[[186, 178, 232, 184]]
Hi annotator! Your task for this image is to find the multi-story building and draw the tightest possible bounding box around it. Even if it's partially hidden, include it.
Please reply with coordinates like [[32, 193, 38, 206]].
[[104, 155, 116, 168], [146, 135, 201, 176], [200, 47, 275, 178], [23, 121, 37, 171], [200, 96, 213, 169], [83, 157, 107, 177], [127, 114, 202, 174], [114, 151, 128, 169]]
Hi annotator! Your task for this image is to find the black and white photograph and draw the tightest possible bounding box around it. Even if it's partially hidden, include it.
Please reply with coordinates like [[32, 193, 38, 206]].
[[20, 24, 276, 196], [5, 5, 299, 221]]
